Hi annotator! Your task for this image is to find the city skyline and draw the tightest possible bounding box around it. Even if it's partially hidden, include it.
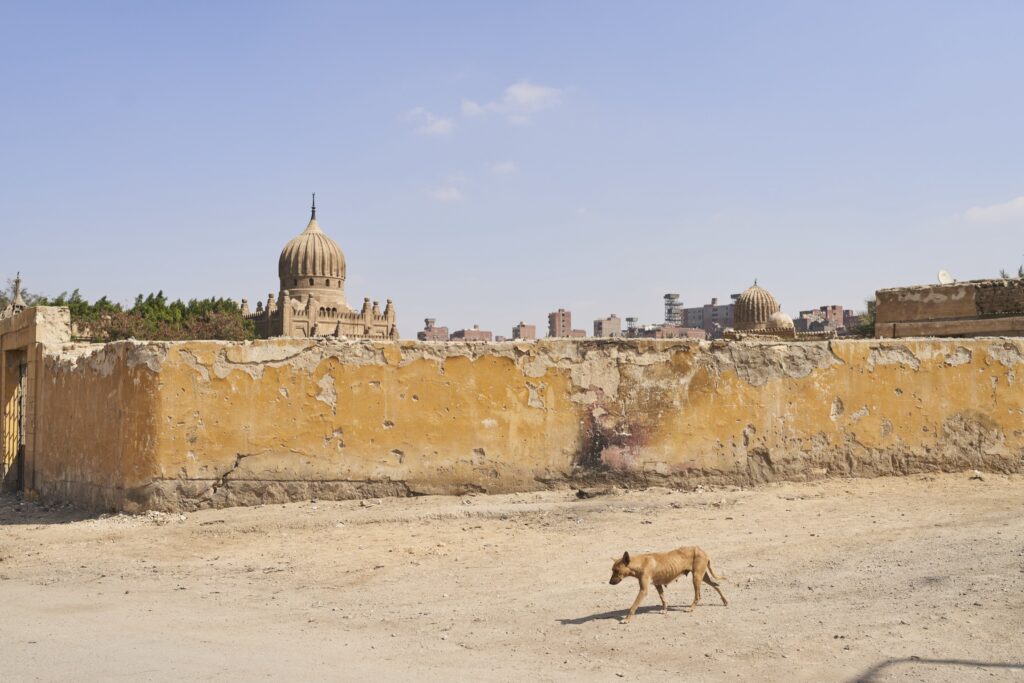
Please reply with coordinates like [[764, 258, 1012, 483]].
[[3, 2, 1023, 336], [418, 290, 862, 341]]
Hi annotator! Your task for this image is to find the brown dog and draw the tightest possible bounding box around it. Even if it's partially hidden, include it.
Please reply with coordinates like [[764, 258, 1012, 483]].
[[608, 546, 727, 624]]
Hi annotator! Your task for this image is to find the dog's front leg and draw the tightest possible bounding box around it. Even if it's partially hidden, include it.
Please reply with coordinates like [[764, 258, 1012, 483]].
[[622, 577, 650, 624], [655, 584, 668, 614]]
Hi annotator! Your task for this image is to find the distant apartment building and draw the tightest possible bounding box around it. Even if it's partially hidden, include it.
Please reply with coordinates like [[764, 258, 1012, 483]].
[[450, 325, 492, 341], [680, 295, 739, 338], [547, 309, 587, 338], [548, 309, 572, 337], [796, 305, 847, 333], [417, 318, 449, 341], [593, 314, 622, 338], [815, 305, 843, 328], [512, 321, 536, 340], [795, 310, 824, 332]]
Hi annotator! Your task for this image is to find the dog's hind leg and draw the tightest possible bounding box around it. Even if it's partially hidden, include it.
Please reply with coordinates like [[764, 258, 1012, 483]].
[[702, 573, 728, 606], [686, 571, 703, 611], [655, 584, 668, 614], [686, 557, 708, 612]]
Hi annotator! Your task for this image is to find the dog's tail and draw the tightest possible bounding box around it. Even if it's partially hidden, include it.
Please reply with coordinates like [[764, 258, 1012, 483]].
[[706, 560, 727, 582]]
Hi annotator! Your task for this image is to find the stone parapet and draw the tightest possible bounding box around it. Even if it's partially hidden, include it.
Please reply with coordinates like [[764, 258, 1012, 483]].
[[876, 279, 1024, 338]]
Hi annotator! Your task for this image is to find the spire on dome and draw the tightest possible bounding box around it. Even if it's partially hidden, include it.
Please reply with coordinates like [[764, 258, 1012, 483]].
[[304, 194, 321, 233]]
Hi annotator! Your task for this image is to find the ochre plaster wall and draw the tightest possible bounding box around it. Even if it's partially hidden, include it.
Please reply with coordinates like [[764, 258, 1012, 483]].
[[35, 338, 1024, 511], [34, 342, 163, 510], [1, 307, 72, 494]]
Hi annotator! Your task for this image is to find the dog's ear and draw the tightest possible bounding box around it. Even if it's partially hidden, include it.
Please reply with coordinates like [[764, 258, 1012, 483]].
[[621, 551, 630, 565]]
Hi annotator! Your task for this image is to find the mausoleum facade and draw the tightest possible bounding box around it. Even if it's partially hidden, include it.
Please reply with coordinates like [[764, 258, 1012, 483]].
[[243, 198, 398, 340]]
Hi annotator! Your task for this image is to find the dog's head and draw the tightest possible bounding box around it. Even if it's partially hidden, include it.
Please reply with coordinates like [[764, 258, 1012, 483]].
[[609, 551, 632, 585]]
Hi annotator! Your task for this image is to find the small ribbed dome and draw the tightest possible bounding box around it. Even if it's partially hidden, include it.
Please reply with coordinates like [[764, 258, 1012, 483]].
[[278, 209, 346, 282], [734, 282, 781, 331], [769, 311, 794, 330]]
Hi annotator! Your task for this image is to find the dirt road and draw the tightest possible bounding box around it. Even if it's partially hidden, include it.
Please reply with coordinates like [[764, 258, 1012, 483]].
[[1, 474, 1022, 682]]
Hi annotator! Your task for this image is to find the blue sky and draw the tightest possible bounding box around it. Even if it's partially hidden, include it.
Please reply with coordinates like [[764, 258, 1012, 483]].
[[2, 1, 1023, 336]]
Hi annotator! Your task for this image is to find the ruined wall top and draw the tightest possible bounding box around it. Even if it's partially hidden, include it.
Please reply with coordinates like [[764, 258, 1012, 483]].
[[0, 306, 72, 350], [875, 278, 1024, 338]]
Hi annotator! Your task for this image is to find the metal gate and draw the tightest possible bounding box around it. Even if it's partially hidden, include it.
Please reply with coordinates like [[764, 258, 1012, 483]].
[[2, 361, 26, 491]]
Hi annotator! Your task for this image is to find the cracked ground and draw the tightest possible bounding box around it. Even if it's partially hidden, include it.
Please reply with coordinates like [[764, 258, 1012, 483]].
[[1, 473, 1022, 682]]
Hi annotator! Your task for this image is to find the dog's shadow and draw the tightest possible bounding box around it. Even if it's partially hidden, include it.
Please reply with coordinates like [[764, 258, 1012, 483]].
[[558, 605, 693, 625]]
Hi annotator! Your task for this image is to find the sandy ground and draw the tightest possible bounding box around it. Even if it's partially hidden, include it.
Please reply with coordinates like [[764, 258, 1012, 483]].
[[1, 474, 1023, 682]]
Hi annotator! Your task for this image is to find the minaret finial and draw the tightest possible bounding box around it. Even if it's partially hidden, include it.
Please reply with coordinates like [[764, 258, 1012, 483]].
[[311, 193, 316, 220]]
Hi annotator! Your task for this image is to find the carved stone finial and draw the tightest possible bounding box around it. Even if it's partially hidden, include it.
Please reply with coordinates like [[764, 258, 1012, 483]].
[[12, 272, 25, 307]]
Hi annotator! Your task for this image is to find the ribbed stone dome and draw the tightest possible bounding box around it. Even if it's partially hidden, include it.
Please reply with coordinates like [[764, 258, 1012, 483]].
[[278, 211, 346, 282], [734, 283, 781, 331]]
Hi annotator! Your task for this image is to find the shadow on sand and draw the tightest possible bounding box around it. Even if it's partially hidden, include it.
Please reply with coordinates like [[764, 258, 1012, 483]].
[[558, 603, 724, 625], [0, 492, 100, 526], [848, 657, 1024, 682]]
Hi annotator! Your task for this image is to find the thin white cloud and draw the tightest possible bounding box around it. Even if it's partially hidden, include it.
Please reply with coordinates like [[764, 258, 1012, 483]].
[[461, 100, 485, 117], [432, 186, 463, 202], [405, 107, 454, 137], [461, 80, 563, 124], [491, 161, 518, 174], [964, 195, 1024, 223]]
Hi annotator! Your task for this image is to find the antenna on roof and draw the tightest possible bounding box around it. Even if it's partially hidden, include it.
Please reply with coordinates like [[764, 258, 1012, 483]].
[[937, 269, 955, 285]]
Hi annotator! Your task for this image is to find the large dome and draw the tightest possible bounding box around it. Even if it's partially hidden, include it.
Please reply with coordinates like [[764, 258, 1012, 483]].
[[734, 282, 780, 331], [278, 206, 346, 282]]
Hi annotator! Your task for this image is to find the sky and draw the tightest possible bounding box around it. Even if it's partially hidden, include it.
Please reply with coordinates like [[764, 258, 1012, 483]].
[[2, 1, 1023, 336]]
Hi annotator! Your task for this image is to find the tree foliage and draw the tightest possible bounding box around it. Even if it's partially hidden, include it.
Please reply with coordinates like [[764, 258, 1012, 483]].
[[1, 277, 254, 341], [853, 298, 876, 337], [998, 264, 1024, 279]]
